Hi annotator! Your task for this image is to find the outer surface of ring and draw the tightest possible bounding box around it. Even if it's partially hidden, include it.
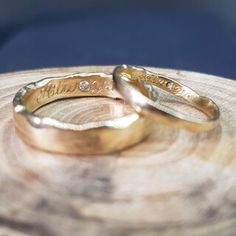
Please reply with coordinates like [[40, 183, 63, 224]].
[[13, 72, 153, 155], [113, 65, 220, 132]]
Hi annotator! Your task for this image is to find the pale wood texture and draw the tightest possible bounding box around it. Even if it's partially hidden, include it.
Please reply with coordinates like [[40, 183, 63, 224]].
[[0, 66, 236, 236]]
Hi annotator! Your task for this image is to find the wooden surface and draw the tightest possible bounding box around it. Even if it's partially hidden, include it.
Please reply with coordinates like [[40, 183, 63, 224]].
[[0, 66, 236, 236]]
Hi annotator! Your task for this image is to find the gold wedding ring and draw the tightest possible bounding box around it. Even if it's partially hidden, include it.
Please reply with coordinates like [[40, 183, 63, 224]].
[[13, 72, 153, 155], [113, 65, 220, 132]]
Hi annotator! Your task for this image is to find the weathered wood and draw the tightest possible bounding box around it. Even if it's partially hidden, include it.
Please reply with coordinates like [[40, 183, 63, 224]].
[[0, 66, 236, 236]]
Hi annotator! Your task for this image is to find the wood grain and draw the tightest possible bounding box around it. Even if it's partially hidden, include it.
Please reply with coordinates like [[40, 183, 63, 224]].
[[0, 66, 236, 236]]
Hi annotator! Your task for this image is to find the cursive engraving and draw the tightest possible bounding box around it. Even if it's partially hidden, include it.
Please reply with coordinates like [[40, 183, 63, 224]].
[[37, 80, 79, 103], [145, 74, 167, 87], [90, 80, 103, 95], [126, 71, 195, 102], [36, 79, 113, 103]]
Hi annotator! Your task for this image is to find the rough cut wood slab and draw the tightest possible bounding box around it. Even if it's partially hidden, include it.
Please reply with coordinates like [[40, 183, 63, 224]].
[[0, 66, 236, 236]]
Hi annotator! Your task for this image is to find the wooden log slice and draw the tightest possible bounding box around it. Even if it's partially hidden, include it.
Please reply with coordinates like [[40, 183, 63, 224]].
[[0, 66, 236, 236]]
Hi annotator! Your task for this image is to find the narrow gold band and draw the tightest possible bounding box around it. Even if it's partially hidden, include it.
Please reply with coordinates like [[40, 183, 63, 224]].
[[13, 72, 153, 155], [113, 65, 220, 132]]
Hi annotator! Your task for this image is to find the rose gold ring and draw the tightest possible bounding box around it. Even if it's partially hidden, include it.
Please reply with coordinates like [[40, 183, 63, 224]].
[[113, 65, 220, 132]]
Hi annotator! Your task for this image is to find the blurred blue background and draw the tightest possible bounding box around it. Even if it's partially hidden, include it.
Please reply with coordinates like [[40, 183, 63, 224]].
[[0, 0, 235, 79]]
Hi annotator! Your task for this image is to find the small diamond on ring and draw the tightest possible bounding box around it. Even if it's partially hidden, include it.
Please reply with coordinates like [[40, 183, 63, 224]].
[[166, 82, 175, 90], [79, 80, 90, 91]]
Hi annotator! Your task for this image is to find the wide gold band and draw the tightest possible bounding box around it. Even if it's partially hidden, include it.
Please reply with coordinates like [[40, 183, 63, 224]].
[[13, 72, 153, 155], [113, 65, 220, 132]]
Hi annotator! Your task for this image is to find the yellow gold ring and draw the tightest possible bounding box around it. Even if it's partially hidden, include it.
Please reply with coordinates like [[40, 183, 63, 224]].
[[13, 72, 153, 155], [113, 65, 220, 132]]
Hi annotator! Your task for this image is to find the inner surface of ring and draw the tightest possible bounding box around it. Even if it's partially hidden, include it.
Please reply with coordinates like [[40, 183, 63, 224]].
[[119, 67, 219, 121], [21, 74, 119, 113]]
